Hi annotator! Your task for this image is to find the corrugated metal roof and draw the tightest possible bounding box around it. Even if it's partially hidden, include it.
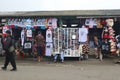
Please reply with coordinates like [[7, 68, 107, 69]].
[[0, 10, 120, 17]]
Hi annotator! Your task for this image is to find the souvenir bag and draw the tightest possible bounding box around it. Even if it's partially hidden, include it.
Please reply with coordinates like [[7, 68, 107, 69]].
[[9, 45, 15, 52], [9, 38, 15, 52]]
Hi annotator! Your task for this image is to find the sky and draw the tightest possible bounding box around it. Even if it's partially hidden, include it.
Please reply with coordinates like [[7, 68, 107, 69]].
[[0, 0, 120, 12]]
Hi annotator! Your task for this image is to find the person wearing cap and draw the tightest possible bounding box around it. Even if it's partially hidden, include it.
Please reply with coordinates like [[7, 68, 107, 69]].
[[1, 30, 17, 71]]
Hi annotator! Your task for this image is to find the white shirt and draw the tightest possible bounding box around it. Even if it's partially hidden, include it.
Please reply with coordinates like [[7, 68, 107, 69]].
[[45, 43, 53, 56], [26, 29, 32, 38], [79, 28, 88, 42], [52, 18, 57, 29], [21, 30, 25, 46]]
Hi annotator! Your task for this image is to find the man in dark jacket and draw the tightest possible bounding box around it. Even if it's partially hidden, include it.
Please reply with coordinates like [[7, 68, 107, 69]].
[[1, 30, 17, 71]]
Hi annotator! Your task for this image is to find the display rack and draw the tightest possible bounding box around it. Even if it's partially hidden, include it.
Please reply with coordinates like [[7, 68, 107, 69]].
[[52, 28, 80, 57]]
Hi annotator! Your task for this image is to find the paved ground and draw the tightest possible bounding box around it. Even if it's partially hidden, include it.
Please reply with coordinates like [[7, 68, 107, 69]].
[[0, 57, 120, 80]]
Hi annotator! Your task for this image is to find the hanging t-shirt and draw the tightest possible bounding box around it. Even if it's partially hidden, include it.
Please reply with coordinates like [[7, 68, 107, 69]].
[[21, 30, 25, 46], [47, 18, 52, 28], [46, 29, 52, 42], [79, 28, 88, 42], [26, 29, 32, 38], [38, 19, 46, 27], [85, 19, 90, 26], [2, 26, 10, 36], [52, 18, 57, 29], [45, 43, 53, 56], [85, 19, 97, 28], [89, 19, 94, 28], [25, 19, 32, 26]]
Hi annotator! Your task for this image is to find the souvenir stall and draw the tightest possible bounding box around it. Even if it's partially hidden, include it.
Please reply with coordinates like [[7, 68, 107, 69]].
[[51, 18, 105, 58], [1, 17, 118, 59], [2, 18, 58, 57]]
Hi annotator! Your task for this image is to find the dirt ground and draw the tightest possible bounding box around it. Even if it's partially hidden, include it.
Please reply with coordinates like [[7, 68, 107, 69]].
[[0, 57, 120, 80]]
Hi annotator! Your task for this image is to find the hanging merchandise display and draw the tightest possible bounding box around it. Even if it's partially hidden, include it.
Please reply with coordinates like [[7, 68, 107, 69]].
[[45, 42, 53, 56], [37, 19, 46, 27], [2, 26, 9, 35], [23, 41, 32, 53], [26, 29, 32, 38], [78, 25, 89, 59], [52, 18, 58, 29], [52, 28, 80, 57], [46, 28, 52, 42], [63, 28, 79, 57], [46, 18, 58, 29], [85, 18, 97, 28], [7, 18, 58, 30], [25, 19, 32, 27], [21, 29, 26, 46], [89, 18, 94, 28], [102, 19, 117, 55], [78, 26, 88, 42], [45, 28, 53, 56], [47, 18, 52, 28], [53, 28, 61, 54]]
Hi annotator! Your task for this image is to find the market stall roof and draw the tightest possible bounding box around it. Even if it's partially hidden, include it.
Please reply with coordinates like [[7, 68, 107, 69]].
[[0, 9, 120, 17]]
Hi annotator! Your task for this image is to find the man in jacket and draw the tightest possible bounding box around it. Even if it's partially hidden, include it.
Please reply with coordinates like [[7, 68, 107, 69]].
[[1, 30, 17, 71]]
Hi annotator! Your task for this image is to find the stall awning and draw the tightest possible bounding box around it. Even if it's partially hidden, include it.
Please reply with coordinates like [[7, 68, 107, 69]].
[[0, 9, 120, 17]]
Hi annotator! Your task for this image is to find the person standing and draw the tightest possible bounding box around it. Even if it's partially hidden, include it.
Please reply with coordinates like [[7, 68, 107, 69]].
[[1, 30, 17, 71], [93, 33, 102, 61], [35, 31, 45, 62]]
